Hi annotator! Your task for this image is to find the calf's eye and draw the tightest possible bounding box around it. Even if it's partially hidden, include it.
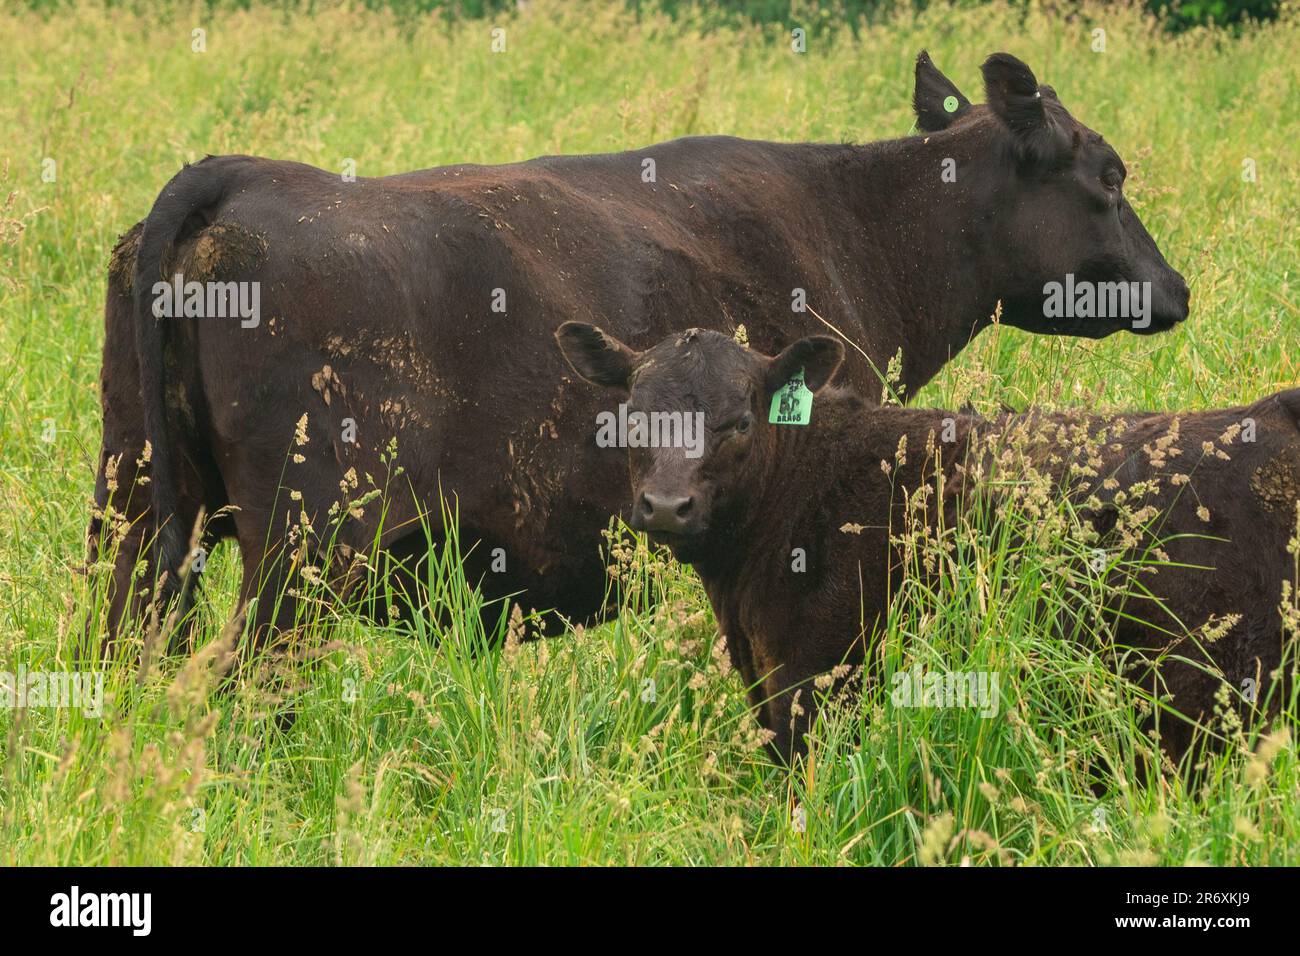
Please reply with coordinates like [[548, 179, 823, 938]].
[[735, 413, 752, 434]]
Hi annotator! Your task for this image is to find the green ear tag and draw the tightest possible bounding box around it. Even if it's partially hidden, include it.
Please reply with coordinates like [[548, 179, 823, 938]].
[[769, 368, 814, 426]]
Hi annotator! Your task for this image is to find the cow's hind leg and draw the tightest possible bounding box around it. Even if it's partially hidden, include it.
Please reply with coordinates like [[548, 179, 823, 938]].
[[85, 439, 216, 658], [235, 536, 305, 655], [85, 465, 154, 655], [232, 517, 358, 660]]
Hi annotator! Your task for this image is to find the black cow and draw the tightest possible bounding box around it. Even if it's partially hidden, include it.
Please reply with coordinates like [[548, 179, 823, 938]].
[[557, 323, 1298, 762], [89, 52, 1188, 649]]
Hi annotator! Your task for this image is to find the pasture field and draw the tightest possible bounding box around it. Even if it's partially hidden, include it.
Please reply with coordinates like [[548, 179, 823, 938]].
[[0, 0, 1298, 866]]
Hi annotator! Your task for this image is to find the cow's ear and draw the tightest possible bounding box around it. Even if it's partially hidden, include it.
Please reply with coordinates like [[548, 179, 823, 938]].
[[556, 322, 639, 391], [981, 53, 1069, 165], [913, 50, 971, 132], [765, 336, 844, 397]]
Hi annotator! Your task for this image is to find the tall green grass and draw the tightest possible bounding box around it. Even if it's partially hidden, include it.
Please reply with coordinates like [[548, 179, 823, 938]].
[[0, 0, 1297, 864]]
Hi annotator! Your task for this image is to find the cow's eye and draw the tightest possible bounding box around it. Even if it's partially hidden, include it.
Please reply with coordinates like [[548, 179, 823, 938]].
[[1101, 168, 1123, 192], [735, 413, 753, 434]]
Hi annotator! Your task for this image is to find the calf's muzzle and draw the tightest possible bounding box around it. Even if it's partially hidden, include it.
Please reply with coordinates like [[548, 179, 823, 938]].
[[634, 491, 697, 535]]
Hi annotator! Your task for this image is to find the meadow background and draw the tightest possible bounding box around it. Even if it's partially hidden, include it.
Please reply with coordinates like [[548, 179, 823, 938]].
[[1, 0, 1297, 865]]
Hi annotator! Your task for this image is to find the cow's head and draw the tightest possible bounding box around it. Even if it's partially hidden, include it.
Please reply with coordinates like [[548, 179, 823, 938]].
[[557, 322, 843, 564], [913, 51, 1189, 336]]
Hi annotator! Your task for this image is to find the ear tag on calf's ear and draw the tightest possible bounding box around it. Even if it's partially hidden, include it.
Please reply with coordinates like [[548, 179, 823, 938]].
[[943, 95, 959, 113], [769, 368, 814, 426]]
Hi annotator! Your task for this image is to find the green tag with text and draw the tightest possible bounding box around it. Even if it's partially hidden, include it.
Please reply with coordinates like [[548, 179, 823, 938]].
[[769, 368, 813, 426]]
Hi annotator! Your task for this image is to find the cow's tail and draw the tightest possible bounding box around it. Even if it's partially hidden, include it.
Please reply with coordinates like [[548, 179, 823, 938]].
[[131, 158, 231, 611]]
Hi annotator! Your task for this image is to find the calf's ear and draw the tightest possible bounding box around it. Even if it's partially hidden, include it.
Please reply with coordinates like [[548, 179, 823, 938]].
[[913, 50, 971, 132], [765, 336, 845, 397], [982, 52, 1070, 165], [556, 322, 639, 391]]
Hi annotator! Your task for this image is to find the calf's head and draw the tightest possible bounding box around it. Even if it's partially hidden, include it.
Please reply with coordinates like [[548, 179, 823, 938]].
[[914, 51, 1190, 336], [557, 322, 843, 564]]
